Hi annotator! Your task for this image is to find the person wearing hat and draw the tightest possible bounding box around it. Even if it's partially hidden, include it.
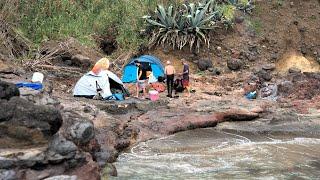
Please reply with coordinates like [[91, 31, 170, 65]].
[[164, 60, 175, 98]]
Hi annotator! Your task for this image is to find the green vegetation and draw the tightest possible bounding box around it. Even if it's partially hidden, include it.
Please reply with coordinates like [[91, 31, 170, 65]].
[[246, 19, 263, 34], [1, 0, 254, 55], [1, 0, 182, 51], [143, 0, 243, 52]]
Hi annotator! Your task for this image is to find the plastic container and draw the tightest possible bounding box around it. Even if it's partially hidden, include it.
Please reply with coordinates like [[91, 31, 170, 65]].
[[149, 90, 159, 101], [31, 72, 44, 83]]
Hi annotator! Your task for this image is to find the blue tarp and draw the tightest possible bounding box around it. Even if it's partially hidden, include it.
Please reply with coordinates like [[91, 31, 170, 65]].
[[16, 82, 43, 90], [122, 55, 165, 83]]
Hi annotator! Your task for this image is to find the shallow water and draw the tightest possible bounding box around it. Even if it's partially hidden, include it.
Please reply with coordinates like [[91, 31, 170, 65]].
[[112, 128, 320, 179]]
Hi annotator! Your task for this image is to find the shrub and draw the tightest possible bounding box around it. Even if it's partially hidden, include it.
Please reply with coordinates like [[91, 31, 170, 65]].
[[143, 0, 244, 52]]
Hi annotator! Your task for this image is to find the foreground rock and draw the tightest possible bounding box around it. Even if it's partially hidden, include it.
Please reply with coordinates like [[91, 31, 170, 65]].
[[0, 81, 19, 100], [0, 97, 62, 148], [0, 81, 101, 180]]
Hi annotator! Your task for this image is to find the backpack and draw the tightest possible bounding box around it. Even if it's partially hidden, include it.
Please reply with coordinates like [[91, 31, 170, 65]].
[[174, 79, 184, 92]]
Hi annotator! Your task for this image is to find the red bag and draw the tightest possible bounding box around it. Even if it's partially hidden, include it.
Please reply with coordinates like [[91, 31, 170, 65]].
[[151, 82, 165, 92]]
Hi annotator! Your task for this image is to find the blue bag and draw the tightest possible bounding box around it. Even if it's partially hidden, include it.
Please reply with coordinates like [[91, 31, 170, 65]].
[[245, 91, 257, 100], [16, 82, 43, 90], [113, 93, 124, 101], [105, 93, 124, 101]]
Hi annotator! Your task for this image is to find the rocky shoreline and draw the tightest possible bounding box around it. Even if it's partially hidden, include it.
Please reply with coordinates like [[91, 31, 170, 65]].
[[1, 67, 319, 179]]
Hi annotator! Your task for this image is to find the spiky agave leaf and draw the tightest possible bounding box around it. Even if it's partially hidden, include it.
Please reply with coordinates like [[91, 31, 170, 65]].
[[144, 0, 226, 52]]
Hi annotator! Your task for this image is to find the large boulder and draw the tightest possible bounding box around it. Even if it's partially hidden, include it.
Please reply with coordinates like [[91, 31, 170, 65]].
[[61, 111, 95, 145], [69, 121, 95, 145], [197, 59, 213, 71], [0, 97, 63, 148], [0, 81, 19, 100]]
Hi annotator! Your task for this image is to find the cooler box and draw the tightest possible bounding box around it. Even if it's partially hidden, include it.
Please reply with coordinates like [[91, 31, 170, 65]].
[[149, 90, 159, 101]]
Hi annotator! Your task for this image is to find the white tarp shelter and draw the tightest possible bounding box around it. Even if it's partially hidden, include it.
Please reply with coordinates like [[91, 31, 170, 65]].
[[73, 70, 124, 98]]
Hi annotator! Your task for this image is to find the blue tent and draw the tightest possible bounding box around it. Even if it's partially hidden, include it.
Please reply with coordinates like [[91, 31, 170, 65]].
[[122, 55, 164, 83]]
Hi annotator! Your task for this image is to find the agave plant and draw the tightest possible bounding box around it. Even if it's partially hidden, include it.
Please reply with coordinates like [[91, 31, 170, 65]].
[[237, 0, 255, 14], [143, 0, 220, 52]]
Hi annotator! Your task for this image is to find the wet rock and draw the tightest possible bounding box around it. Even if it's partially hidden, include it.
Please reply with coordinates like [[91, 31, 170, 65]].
[[71, 54, 91, 68], [288, 67, 301, 74], [44, 175, 77, 180], [0, 169, 17, 180], [257, 69, 272, 81], [227, 58, 242, 70], [69, 121, 95, 145], [197, 59, 213, 71], [0, 97, 63, 148], [102, 163, 118, 177], [0, 81, 19, 100]]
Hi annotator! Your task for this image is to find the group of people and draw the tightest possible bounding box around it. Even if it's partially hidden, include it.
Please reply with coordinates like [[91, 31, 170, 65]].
[[135, 59, 190, 99]]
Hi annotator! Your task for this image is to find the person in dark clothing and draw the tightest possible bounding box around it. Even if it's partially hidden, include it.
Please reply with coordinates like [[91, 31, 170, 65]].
[[135, 60, 147, 98], [165, 60, 175, 98], [181, 59, 190, 97]]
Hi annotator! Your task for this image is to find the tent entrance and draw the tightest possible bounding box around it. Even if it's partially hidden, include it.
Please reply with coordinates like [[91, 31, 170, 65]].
[[109, 77, 130, 96]]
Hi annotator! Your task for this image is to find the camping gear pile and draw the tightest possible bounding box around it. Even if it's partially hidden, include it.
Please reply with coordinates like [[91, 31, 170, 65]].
[[73, 55, 167, 101]]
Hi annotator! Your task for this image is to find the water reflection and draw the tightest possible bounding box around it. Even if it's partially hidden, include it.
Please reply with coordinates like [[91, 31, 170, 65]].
[[112, 128, 320, 179]]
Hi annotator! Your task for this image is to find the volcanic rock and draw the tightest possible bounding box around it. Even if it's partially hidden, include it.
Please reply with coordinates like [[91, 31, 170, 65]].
[[288, 67, 301, 74], [0, 81, 19, 100], [227, 58, 243, 70], [257, 69, 272, 81], [71, 54, 91, 69], [0, 97, 62, 148], [197, 59, 213, 71]]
